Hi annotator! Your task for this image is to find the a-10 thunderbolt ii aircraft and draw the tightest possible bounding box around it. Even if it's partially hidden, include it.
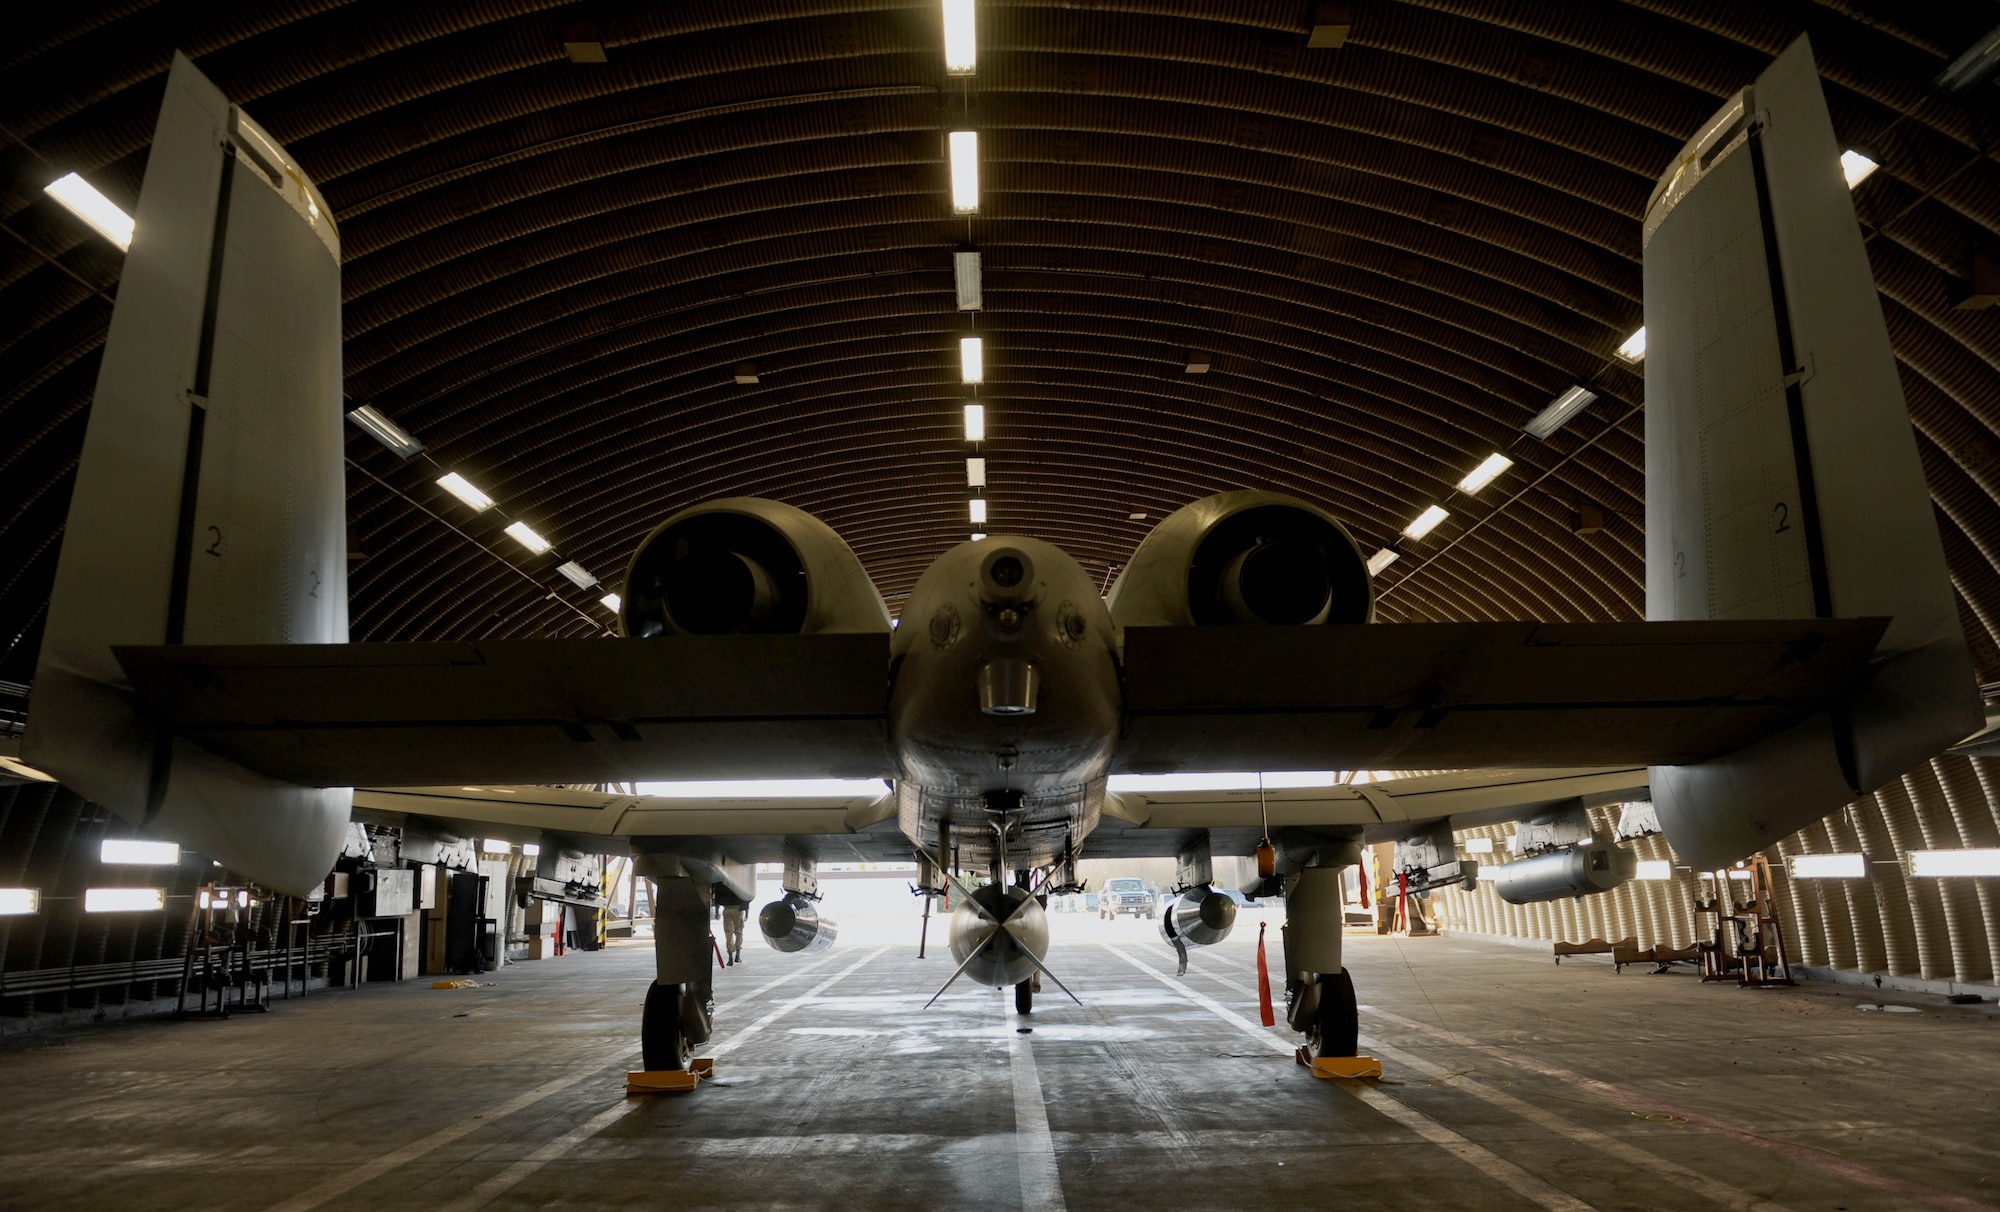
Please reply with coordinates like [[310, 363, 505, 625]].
[[20, 40, 1983, 1080]]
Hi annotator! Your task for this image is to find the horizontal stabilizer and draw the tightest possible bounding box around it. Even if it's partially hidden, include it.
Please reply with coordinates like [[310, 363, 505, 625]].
[[117, 634, 894, 787], [1115, 618, 1884, 773]]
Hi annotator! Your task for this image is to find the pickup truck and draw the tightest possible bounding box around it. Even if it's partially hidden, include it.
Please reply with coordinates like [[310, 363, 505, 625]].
[[1098, 877, 1155, 919]]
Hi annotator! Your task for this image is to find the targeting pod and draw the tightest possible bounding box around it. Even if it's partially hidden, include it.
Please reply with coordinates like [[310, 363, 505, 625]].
[[1487, 843, 1638, 905], [1159, 888, 1237, 950], [758, 892, 838, 953]]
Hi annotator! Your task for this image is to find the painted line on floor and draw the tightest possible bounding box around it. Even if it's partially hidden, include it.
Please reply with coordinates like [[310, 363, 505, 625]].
[[1185, 967, 1786, 1212], [1098, 943, 1597, 1212], [709, 947, 888, 1059], [435, 1100, 639, 1212], [1007, 1007, 1067, 1212], [1359, 1003, 1994, 1212], [265, 1057, 631, 1212], [714, 948, 849, 1019], [432, 947, 888, 1212], [267, 950, 848, 1212]]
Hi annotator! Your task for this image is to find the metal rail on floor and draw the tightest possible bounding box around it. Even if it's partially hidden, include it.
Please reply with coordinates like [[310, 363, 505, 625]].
[[0, 933, 366, 1004]]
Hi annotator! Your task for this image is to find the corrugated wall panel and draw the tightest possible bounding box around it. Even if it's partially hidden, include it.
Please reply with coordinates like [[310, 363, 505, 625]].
[[1439, 756, 2000, 989]]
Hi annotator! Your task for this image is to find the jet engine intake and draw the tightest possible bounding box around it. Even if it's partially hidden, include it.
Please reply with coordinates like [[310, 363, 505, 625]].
[[618, 498, 891, 638], [1159, 888, 1237, 949], [759, 892, 837, 953], [1487, 843, 1638, 904], [1108, 491, 1374, 629]]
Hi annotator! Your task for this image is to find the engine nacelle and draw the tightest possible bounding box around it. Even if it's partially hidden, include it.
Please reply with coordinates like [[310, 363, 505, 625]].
[[949, 884, 1049, 987], [1108, 490, 1374, 630], [1159, 888, 1237, 949], [759, 892, 837, 954], [1487, 843, 1638, 904], [618, 497, 890, 638]]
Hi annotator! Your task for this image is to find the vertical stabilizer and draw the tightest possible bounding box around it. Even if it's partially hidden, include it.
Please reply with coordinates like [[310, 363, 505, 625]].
[[1642, 37, 1981, 869], [23, 54, 350, 895]]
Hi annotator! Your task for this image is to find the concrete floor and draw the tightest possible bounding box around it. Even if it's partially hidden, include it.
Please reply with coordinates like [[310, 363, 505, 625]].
[[0, 916, 1995, 1212]]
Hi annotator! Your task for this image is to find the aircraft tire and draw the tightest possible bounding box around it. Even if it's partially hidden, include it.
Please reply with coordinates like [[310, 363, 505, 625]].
[[642, 980, 689, 1071], [1015, 978, 1033, 1014], [1313, 969, 1359, 1058]]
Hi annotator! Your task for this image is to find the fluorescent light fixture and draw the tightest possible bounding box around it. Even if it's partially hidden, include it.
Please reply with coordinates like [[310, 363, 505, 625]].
[[1524, 385, 1597, 440], [733, 362, 759, 385], [1366, 547, 1400, 576], [1456, 453, 1513, 495], [521, 843, 542, 857], [967, 457, 986, 487], [1840, 149, 1878, 188], [1106, 771, 1345, 793], [942, 0, 976, 74], [964, 402, 986, 442], [1789, 853, 1866, 879], [556, 561, 598, 589], [601, 593, 622, 612], [504, 522, 551, 554], [1402, 505, 1450, 541], [969, 497, 988, 525], [1635, 860, 1673, 880], [237, 889, 250, 908], [1615, 327, 1647, 363], [85, 887, 165, 913], [970, 532, 987, 541], [0, 889, 38, 916], [483, 839, 513, 854], [1462, 837, 1494, 854], [1936, 22, 2000, 94], [346, 405, 425, 459], [638, 779, 892, 798], [44, 172, 134, 250], [955, 246, 983, 310], [436, 472, 494, 511], [1908, 848, 2000, 877], [101, 839, 179, 865], [949, 130, 979, 213], [960, 336, 984, 383]]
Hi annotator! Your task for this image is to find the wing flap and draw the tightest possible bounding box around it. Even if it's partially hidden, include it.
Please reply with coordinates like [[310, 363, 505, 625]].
[[1083, 767, 1651, 860], [353, 783, 898, 840], [1116, 619, 1884, 772], [117, 634, 893, 786]]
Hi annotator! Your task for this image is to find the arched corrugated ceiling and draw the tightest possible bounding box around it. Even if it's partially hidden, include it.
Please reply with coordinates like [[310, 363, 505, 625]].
[[5, 1, 2000, 676]]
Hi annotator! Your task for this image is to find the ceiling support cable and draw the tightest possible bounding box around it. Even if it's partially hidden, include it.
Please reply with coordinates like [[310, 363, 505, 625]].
[[345, 456, 606, 636]]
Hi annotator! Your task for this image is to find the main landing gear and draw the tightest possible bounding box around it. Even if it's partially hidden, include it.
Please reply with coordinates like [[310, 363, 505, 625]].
[[642, 981, 691, 1072], [1281, 862, 1381, 1081], [629, 853, 741, 1093]]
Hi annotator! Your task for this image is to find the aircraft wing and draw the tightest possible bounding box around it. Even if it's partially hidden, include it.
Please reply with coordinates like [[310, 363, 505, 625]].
[[350, 782, 917, 864], [1114, 618, 1886, 773], [114, 634, 895, 787], [1083, 766, 1651, 859]]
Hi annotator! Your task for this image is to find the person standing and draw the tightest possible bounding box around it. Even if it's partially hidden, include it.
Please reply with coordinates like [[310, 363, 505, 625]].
[[722, 903, 746, 965]]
